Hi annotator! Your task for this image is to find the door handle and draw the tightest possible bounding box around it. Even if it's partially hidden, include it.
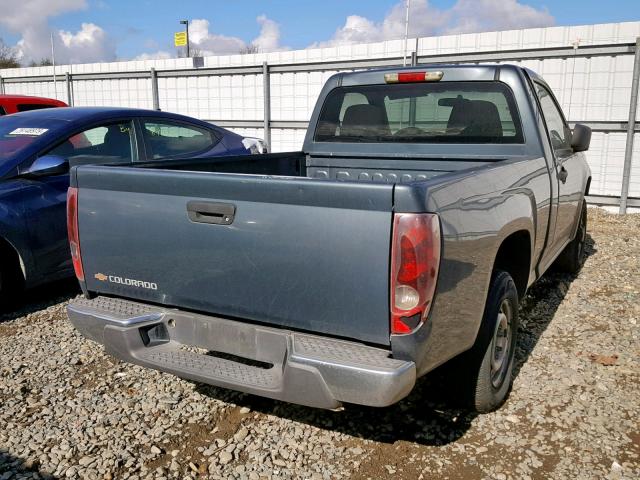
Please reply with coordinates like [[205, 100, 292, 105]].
[[558, 166, 568, 184], [187, 201, 235, 225]]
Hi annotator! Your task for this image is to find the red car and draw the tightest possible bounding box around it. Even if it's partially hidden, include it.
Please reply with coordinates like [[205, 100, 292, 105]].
[[0, 94, 67, 116]]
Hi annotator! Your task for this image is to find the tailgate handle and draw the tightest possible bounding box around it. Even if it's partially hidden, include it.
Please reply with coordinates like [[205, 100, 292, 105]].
[[187, 201, 236, 225]]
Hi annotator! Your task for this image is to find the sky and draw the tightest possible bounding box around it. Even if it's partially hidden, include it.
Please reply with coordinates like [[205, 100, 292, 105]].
[[0, 0, 638, 65]]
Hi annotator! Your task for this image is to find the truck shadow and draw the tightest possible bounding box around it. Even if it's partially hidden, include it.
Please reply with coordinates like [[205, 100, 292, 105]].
[[0, 278, 79, 324], [195, 235, 596, 447], [0, 450, 58, 479], [512, 232, 596, 379]]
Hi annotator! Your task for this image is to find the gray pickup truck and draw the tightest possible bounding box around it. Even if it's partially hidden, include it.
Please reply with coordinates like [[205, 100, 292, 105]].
[[67, 64, 591, 413]]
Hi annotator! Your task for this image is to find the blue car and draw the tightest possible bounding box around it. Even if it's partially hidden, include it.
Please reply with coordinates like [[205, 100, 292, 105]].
[[0, 107, 266, 306]]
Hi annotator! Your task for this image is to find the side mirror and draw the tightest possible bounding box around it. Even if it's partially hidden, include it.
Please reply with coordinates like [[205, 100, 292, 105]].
[[22, 155, 69, 177], [571, 124, 591, 152]]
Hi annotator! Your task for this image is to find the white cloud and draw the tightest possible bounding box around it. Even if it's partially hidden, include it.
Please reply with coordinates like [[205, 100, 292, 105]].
[[316, 0, 554, 47], [252, 15, 283, 52], [57, 23, 115, 63], [445, 0, 555, 34], [187, 15, 286, 55], [0, 0, 116, 64], [188, 19, 247, 55], [0, 0, 86, 32], [133, 50, 172, 61]]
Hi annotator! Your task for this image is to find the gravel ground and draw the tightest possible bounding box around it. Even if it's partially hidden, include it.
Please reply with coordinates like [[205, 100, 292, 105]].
[[1, 208, 638, 480]]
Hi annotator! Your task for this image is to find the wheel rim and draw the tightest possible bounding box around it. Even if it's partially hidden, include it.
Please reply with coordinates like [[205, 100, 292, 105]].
[[490, 300, 513, 389]]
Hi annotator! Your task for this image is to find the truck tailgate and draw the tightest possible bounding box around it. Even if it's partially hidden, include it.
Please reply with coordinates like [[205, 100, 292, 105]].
[[75, 166, 394, 345]]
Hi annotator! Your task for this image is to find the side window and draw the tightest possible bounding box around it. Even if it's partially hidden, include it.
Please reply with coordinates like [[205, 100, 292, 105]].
[[535, 83, 572, 156], [17, 103, 57, 112], [141, 120, 219, 160], [47, 121, 135, 163]]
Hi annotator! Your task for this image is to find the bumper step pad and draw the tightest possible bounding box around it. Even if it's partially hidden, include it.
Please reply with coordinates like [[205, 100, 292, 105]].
[[141, 348, 279, 389]]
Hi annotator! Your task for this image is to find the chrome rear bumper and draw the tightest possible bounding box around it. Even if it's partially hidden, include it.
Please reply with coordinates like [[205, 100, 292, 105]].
[[67, 296, 416, 409]]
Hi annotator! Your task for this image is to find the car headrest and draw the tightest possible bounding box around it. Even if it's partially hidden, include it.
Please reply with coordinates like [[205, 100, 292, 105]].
[[102, 126, 131, 158], [447, 99, 503, 138], [341, 104, 389, 137]]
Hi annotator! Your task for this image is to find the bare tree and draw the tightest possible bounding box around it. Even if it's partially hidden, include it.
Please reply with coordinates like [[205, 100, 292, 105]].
[[0, 38, 20, 69], [239, 44, 259, 55], [29, 58, 53, 67]]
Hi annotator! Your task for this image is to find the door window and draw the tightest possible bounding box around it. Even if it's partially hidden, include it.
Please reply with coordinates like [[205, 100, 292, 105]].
[[17, 103, 58, 112], [141, 120, 219, 160], [47, 122, 135, 164], [534, 83, 572, 156]]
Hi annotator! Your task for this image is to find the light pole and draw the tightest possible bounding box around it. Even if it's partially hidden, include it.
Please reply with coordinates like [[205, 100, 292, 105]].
[[180, 20, 190, 57], [403, 0, 411, 66]]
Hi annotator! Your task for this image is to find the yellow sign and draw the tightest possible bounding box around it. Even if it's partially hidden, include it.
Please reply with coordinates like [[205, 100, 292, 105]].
[[174, 31, 187, 47]]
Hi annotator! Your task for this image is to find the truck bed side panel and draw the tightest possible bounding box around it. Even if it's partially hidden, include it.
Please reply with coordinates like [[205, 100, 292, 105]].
[[392, 155, 552, 373]]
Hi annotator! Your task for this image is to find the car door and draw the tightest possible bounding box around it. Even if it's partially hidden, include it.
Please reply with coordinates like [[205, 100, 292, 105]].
[[21, 120, 138, 278], [533, 82, 583, 256]]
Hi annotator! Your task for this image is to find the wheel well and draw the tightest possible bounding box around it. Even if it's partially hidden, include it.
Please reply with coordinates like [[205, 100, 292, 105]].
[[0, 237, 25, 283], [585, 176, 592, 196], [493, 230, 531, 302]]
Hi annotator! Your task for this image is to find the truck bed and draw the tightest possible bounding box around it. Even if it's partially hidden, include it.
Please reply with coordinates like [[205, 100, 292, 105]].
[[72, 152, 489, 346]]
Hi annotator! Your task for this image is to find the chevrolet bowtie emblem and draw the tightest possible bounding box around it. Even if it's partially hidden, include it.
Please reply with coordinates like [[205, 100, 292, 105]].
[[94, 273, 108, 281]]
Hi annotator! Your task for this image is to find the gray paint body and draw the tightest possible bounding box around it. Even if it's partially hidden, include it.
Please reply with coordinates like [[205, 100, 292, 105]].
[[69, 64, 590, 400], [77, 168, 394, 344]]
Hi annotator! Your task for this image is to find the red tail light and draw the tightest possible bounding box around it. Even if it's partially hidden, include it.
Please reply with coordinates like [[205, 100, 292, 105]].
[[390, 213, 441, 335], [67, 187, 84, 281]]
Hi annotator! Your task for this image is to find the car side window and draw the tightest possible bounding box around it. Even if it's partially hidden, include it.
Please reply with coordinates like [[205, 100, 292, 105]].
[[47, 121, 135, 164], [17, 104, 57, 112], [534, 83, 572, 156], [141, 120, 219, 160]]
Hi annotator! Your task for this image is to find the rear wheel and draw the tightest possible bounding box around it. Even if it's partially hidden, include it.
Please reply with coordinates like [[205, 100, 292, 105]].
[[452, 270, 519, 413], [555, 202, 587, 274], [0, 251, 24, 311]]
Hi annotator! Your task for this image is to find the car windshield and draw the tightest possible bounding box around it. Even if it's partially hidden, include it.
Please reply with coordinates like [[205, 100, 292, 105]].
[[0, 116, 62, 166], [314, 81, 524, 144]]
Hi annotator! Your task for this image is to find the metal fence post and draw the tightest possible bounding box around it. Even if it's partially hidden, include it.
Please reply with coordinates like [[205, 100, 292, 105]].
[[263, 61, 271, 149], [411, 51, 417, 67], [0, 76, 4, 95], [65, 72, 73, 106], [150, 68, 160, 111], [620, 37, 640, 214]]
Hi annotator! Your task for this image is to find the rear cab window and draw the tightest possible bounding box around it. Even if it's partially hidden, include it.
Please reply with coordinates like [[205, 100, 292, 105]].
[[314, 81, 524, 144]]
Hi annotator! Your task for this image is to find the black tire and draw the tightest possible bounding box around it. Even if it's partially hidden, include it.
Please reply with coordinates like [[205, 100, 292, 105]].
[[453, 271, 519, 413], [0, 252, 24, 312], [0, 262, 11, 310], [555, 202, 587, 274]]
